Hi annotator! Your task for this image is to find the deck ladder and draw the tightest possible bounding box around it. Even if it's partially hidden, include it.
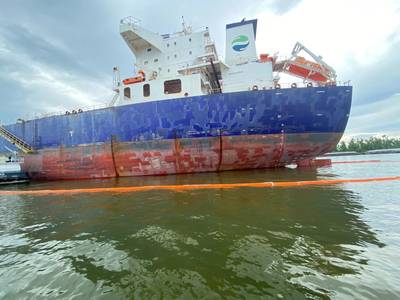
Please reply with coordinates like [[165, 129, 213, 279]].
[[0, 125, 34, 153]]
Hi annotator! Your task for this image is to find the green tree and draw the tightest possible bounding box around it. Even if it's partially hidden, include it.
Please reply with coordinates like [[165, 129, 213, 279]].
[[335, 136, 400, 153]]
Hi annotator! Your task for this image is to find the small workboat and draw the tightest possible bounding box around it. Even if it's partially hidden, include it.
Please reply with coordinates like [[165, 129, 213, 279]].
[[0, 155, 29, 185]]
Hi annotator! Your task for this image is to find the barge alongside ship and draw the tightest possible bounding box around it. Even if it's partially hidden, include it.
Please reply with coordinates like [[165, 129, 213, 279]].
[[0, 17, 352, 180]]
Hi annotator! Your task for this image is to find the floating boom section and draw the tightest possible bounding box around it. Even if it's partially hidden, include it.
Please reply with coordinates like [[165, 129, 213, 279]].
[[274, 42, 337, 83]]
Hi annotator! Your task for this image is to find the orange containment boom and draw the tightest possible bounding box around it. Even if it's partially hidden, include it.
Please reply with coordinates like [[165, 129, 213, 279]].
[[1, 176, 399, 196]]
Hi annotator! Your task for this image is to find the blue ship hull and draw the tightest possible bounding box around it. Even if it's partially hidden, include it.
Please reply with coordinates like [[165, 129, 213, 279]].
[[0, 86, 352, 179]]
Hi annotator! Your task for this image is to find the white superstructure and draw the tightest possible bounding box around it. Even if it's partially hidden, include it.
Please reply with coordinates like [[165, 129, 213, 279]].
[[114, 17, 274, 105], [113, 17, 336, 106]]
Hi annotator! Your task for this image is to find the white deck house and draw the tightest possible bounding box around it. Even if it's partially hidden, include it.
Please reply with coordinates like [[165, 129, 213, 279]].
[[114, 17, 274, 106]]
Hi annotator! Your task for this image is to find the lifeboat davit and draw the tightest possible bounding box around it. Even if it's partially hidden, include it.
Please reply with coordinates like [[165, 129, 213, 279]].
[[273, 42, 337, 83]]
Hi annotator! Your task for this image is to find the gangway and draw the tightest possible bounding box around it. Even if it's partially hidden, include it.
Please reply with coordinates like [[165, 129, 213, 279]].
[[0, 125, 34, 153]]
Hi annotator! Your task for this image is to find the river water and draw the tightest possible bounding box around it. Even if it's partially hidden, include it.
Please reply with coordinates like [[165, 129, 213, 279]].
[[0, 154, 399, 299]]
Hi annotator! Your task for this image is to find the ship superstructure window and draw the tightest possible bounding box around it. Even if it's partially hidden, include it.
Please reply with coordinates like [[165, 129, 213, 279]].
[[164, 79, 181, 94], [147, 48, 152, 52], [143, 84, 150, 97], [154, 58, 158, 63], [124, 87, 131, 99]]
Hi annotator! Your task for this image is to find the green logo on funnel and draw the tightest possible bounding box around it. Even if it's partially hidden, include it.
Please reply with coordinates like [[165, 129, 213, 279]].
[[232, 35, 249, 51]]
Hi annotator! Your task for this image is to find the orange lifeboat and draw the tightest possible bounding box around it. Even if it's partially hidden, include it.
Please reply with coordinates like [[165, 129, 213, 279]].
[[286, 56, 329, 82]]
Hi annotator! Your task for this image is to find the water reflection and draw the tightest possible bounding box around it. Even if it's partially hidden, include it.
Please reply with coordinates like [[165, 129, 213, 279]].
[[0, 168, 388, 299]]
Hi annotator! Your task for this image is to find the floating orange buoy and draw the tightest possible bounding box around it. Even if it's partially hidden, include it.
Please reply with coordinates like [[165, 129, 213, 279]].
[[0, 176, 399, 196]]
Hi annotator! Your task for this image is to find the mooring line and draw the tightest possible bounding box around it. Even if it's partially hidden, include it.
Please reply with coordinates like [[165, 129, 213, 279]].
[[0, 176, 399, 196]]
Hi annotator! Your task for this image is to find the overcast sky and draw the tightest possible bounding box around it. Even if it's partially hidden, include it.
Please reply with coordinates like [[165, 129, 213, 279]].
[[0, 0, 399, 138]]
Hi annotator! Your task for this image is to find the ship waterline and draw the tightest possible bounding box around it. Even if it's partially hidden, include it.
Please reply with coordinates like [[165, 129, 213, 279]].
[[21, 132, 343, 180]]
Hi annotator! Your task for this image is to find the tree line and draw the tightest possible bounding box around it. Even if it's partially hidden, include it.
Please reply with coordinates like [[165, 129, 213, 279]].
[[336, 136, 400, 153]]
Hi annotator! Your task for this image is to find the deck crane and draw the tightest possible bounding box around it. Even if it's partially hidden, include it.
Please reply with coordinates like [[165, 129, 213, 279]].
[[273, 42, 337, 83]]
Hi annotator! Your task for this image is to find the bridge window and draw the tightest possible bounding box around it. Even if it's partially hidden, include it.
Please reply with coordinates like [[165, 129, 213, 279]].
[[124, 87, 131, 99], [164, 79, 181, 94], [143, 84, 150, 97], [147, 48, 152, 52]]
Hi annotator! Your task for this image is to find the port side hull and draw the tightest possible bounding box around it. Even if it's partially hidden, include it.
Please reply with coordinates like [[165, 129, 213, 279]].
[[22, 132, 341, 180], [1, 86, 352, 180], [2, 86, 352, 150]]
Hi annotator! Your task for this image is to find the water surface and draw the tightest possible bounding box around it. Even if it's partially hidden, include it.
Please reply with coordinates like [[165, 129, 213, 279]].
[[0, 154, 399, 299]]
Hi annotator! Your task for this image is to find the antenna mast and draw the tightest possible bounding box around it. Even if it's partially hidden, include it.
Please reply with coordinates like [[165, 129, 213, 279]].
[[181, 16, 191, 34]]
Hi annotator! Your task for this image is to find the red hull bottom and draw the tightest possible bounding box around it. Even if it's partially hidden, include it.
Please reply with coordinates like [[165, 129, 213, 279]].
[[21, 133, 341, 180]]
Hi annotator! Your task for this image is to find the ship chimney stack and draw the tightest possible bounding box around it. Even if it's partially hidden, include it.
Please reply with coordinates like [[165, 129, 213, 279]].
[[225, 19, 258, 66]]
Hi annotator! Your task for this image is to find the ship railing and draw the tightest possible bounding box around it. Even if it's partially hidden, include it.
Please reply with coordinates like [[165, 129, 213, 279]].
[[15, 80, 351, 122], [209, 80, 351, 94], [274, 80, 351, 88], [21, 103, 111, 121]]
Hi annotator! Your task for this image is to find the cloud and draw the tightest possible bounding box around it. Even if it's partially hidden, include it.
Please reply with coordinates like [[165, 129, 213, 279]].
[[259, 0, 302, 15], [0, 22, 111, 123], [0, 0, 399, 136], [346, 93, 400, 135], [255, 0, 400, 135], [343, 40, 400, 107], [0, 0, 302, 124], [255, 0, 400, 68]]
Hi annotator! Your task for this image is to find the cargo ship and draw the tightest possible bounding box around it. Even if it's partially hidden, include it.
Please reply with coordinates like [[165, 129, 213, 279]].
[[0, 17, 352, 180]]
